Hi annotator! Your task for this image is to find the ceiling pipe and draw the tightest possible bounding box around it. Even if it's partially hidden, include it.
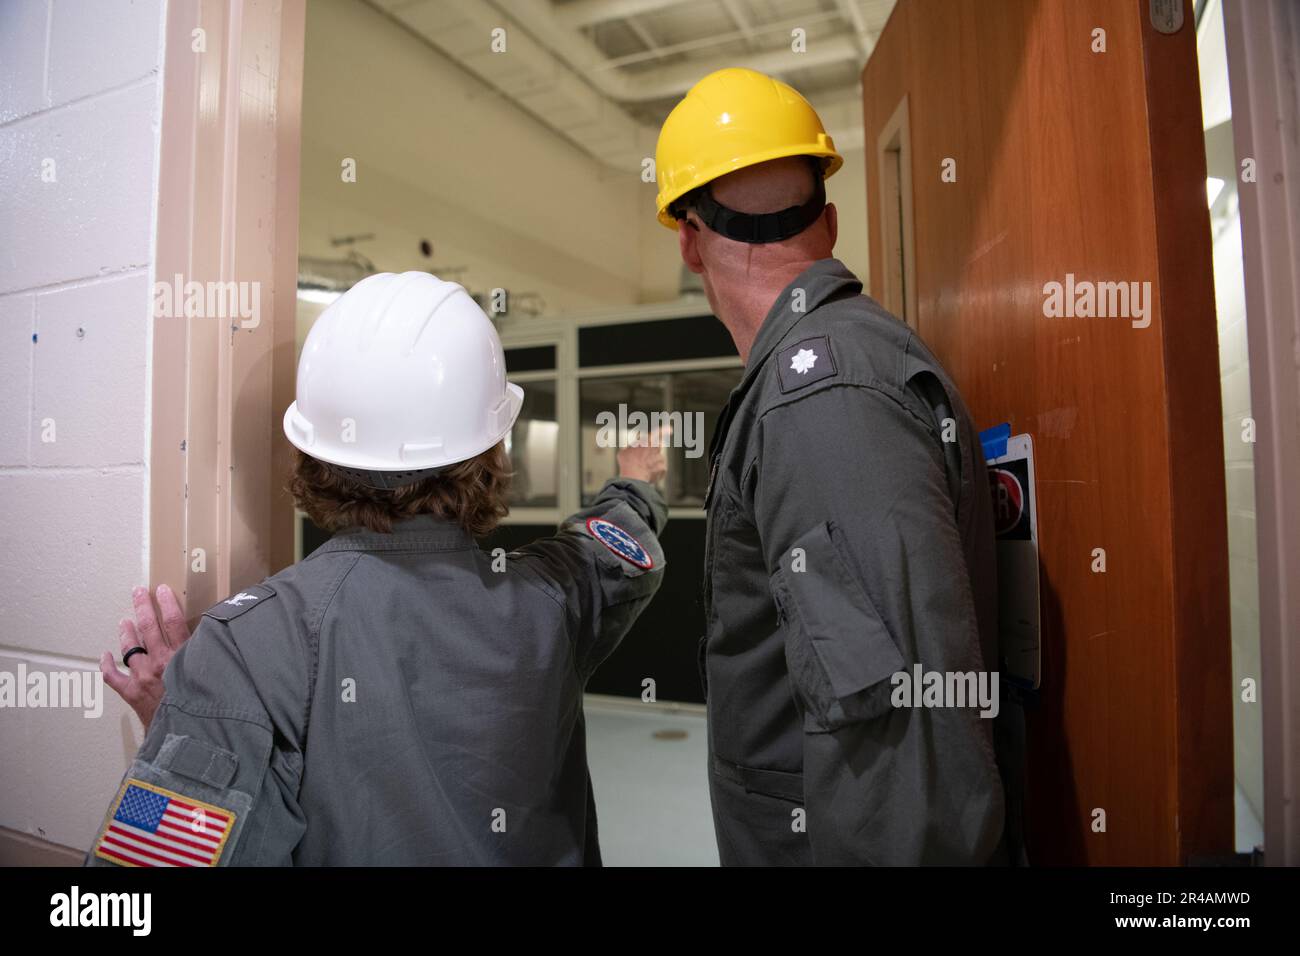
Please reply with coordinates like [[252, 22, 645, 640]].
[[597, 10, 841, 70], [834, 0, 878, 60], [616, 38, 861, 103], [718, 0, 759, 47]]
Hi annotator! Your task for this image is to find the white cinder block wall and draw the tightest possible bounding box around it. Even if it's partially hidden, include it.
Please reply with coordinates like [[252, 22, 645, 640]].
[[0, 0, 167, 856]]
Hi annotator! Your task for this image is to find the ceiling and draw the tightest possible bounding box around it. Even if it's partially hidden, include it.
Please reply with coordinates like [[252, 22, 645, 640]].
[[366, 0, 896, 169]]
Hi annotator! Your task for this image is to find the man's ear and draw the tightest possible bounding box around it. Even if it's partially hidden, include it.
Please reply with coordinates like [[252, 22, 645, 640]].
[[824, 202, 838, 248], [678, 215, 705, 274]]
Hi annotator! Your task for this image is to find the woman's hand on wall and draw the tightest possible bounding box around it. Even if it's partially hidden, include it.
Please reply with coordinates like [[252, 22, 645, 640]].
[[99, 584, 192, 731]]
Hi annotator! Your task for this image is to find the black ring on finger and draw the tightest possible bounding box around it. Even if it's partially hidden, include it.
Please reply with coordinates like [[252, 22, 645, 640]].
[[122, 646, 149, 667]]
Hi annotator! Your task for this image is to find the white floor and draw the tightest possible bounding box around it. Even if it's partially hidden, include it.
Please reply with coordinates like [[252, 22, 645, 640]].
[[583, 696, 719, 867], [586, 697, 1269, 865]]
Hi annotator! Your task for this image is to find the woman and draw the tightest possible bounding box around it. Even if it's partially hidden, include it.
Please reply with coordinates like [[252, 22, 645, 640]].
[[92, 272, 668, 866]]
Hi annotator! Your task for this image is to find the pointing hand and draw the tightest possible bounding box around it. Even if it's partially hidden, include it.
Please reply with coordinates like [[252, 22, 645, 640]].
[[617, 425, 671, 485]]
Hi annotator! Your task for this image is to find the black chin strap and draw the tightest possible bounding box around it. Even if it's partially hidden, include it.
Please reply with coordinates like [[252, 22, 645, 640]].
[[672, 173, 826, 244]]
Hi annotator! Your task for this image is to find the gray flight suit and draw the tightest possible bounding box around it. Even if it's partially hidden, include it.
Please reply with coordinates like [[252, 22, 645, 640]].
[[701, 257, 1026, 866], [87, 478, 666, 866]]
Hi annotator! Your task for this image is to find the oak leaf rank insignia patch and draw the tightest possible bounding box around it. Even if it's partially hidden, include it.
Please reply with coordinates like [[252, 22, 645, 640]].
[[777, 335, 838, 393]]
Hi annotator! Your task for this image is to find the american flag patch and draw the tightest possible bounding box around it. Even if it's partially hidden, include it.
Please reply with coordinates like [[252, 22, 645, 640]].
[[93, 779, 236, 867]]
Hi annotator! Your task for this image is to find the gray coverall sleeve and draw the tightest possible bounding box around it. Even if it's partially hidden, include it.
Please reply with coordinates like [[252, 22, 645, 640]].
[[753, 383, 1004, 865], [86, 619, 308, 866], [510, 477, 668, 681]]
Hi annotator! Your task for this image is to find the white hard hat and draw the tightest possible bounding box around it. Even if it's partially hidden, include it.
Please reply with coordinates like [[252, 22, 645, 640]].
[[283, 272, 523, 484]]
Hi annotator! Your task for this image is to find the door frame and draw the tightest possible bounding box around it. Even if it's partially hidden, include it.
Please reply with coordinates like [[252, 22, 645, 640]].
[[150, 0, 305, 616], [875, 94, 917, 329], [1223, 0, 1300, 867]]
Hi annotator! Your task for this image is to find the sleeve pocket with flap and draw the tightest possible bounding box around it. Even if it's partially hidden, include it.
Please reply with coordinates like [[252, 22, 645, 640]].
[[771, 522, 906, 731], [86, 732, 256, 867]]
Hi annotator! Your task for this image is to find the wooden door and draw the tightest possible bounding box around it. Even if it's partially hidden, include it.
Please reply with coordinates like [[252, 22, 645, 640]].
[[862, 0, 1231, 864]]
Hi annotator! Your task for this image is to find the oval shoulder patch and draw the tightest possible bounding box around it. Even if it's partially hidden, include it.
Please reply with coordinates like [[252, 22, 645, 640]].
[[585, 517, 654, 570]]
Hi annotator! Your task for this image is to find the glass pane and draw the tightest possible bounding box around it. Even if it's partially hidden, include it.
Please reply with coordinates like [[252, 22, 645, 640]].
[[580, 375, 668, 506], [505, 379, 558, 508], [664, 368, 741, 507], [579, 367, 742, 507]]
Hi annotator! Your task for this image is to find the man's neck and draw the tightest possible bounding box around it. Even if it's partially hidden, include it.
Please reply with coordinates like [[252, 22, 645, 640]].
[[710, 259, 819, 363]]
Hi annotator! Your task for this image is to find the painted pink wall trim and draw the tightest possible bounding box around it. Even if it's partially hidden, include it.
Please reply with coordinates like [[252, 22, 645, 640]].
[[1224, 0, 1300, 866], [151, 0, 305, 618]]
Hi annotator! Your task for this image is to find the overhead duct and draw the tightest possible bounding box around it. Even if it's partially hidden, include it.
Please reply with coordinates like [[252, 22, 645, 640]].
[[555, 0, 693, 30]]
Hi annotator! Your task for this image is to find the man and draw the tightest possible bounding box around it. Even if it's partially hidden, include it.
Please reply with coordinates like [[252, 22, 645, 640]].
[[656, 68, 1025, 865], [92, 271, 668, 865]]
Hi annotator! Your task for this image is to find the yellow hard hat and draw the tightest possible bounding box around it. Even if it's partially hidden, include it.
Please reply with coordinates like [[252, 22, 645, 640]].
[[654, 67, 843, 231]]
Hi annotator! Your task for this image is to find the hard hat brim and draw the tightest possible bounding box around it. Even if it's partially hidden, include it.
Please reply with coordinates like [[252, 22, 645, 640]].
[[282, 381, 524, 474]]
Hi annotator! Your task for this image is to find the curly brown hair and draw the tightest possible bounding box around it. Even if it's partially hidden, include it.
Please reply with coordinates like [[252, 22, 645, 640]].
[[288, 442, 512, 537]]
